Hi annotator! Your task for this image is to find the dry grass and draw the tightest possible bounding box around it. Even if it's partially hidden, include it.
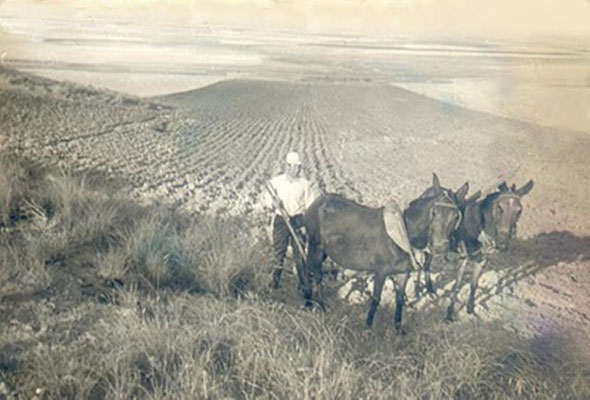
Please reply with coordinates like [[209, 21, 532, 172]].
[[0, 153, 589, 400], [8, 294, 590, 400], [0, 154, 49, 228]]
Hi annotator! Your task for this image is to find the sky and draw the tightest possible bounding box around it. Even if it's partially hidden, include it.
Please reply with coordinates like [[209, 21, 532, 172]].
[[1, 0, 590, 39]]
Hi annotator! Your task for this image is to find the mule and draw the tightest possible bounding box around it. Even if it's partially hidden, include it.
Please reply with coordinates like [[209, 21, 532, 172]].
[[409, 174, 476, 297], [301, 174, 469, 330], [446, 179, 534, 320]]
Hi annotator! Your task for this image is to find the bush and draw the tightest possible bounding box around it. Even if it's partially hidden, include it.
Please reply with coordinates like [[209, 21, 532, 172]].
[[0, 154, 273, 299], [188, 216, 274, 298]]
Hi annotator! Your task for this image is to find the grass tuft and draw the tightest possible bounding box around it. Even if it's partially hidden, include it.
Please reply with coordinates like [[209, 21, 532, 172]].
[[1, 152, 588, 400]]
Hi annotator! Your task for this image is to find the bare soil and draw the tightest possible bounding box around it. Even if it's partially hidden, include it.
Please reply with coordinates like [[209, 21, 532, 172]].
[[1, 65, 589, 358]]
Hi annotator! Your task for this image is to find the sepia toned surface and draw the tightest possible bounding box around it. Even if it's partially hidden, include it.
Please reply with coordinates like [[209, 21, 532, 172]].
[[1, 0, 589, 388]]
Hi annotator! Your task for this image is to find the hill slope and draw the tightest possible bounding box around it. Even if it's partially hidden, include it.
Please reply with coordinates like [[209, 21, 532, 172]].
[[1, 67, 589, 356]]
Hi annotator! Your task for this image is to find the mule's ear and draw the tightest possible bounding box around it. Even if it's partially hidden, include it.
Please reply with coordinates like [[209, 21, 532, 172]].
[[432, 172, 441, 189], [515, 179, 534, 197], [466, 190, 481, 204], [498, 182, 509, 192], [454, 182, 469, 201]]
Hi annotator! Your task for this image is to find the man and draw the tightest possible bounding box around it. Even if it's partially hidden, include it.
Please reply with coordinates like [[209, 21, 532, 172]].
[[263, 151, 319, 288]]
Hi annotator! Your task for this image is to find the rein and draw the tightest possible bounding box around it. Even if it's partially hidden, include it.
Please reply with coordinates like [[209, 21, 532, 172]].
[[425, 191, 462, 253], [432, 192, 462, 229]]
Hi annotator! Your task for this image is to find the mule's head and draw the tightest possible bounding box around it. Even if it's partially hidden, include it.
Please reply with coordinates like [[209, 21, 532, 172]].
[[483, 180, 534, 251], [409, 173, 469, 257]]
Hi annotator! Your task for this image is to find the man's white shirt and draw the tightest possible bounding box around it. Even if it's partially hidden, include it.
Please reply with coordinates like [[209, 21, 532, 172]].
[[265, 174, 318, 216]]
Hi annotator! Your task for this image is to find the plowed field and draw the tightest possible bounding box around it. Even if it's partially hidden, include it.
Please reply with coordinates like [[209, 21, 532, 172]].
[[1, 65, 589, 356]]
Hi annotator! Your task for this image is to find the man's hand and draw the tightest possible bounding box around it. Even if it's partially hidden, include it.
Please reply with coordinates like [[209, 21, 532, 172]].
[[298, 226, 307, 237], [262, 199, 280, 214]]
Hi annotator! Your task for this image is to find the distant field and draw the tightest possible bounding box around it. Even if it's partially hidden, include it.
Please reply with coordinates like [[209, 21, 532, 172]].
[[1, 14, 588, 132], [1, 65, 589, 358]]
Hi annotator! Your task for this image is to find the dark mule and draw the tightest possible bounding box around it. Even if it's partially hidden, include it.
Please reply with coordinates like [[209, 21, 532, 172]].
[[301, 175, 468, 330], [409, 174, 473, 297], [446, 179, 534, 320], [404, 173, 474, 297]]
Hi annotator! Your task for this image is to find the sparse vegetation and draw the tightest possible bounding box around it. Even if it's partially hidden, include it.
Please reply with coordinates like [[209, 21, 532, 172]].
[[1, 153, 589, 399]]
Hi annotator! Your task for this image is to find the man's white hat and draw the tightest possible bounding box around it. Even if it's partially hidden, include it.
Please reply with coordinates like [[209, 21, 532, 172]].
[[286, 151, 302, 165]]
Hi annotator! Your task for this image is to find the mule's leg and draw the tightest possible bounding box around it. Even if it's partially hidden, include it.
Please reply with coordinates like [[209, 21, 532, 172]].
[[305, 243, 327, 311], [394, 268, 412, 332], [467, 258, 487, 314], [366, 272, 387, 328], [414, 269, 422, 299], [301, 256, 315, 310], [446, 257, 469, 321], [301, 241, 323, 310], [313, 258, 327, 312], [272, 269, 283, 290], [423, 252, 435, 294]]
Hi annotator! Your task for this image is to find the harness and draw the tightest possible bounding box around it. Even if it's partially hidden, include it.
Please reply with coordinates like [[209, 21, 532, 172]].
[[420, 190, 463, 256], [477, 230, 497, 255], [431, 191, 462, 230], [493, 191, 521, 228], [384, 190, 462, 267], [477, 191, 521, 254]]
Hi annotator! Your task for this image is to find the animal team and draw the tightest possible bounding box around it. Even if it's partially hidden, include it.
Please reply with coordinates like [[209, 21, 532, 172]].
[[263, 151, 534, 331]]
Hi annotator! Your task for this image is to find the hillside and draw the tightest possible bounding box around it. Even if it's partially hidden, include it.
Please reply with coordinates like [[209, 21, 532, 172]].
[[0, 66, 589, 397]]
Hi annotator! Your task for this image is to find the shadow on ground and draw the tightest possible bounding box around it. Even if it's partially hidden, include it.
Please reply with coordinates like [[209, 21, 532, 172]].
[[408, 230, 590, 311]]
